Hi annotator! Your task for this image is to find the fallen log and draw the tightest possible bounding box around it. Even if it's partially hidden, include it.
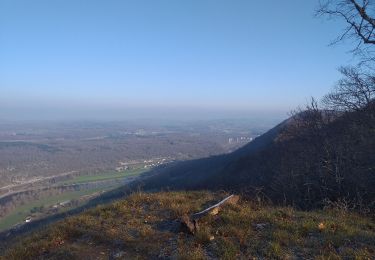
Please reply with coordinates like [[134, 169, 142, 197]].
[[180, 194, 239, 234]]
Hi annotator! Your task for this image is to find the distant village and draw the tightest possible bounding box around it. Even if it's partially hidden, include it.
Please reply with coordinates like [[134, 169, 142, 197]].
[[228, 136, 253, 144], [115, 157, 174, 172]]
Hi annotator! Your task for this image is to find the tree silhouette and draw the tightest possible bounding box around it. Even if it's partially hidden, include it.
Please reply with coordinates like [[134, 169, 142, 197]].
[[317, 0, 375, 64]]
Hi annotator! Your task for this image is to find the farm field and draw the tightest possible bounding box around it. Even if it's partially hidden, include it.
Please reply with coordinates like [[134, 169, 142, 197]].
[[60, 168, 146, 185], [0, 187, 110, 231], [0, 168, 147, 231]]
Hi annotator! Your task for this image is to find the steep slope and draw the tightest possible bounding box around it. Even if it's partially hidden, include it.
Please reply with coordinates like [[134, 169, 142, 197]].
[[139, 119, 287, 191], [139, 106, 375, 211]]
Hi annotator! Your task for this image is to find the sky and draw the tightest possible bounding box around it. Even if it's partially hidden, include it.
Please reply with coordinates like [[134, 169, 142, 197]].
[[0, 0, 356, 121]]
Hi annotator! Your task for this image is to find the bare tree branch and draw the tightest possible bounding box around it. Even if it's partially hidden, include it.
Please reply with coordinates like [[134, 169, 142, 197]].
[[323, 66, 375, 111], [317, 0, 375, 65]]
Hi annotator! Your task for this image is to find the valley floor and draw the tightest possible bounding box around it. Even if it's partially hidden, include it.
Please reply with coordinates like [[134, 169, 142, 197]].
[[1, 191, 374, 259], [0, 167, 147, 231]]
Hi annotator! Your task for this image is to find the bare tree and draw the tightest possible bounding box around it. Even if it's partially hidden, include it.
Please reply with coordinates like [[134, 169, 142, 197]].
[[323, 66, 375, 111], [317, 0, 375, 64], [278, 97, 336, 144]]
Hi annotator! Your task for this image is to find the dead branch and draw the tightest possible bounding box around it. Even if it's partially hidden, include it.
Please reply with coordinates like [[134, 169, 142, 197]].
[[180, 195, 239, 234]]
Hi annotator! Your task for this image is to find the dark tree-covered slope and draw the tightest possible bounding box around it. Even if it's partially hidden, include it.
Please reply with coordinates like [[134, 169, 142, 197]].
[[139, 105, 375, 211]]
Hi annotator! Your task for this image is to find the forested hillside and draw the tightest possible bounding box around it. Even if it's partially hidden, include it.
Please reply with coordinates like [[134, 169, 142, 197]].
[[139, 72, 375, 212]]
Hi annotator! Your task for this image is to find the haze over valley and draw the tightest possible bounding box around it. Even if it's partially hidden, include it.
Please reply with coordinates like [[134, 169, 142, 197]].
[[0, 118, 279, 231], [1, 0, 375, 259]]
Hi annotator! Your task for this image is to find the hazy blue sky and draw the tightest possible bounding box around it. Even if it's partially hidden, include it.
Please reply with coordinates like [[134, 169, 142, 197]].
[[0, 0, 355, 120]]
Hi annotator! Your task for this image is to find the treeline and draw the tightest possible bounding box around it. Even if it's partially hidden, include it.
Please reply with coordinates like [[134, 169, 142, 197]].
[[268, 67, 375, 210], [208, 66, 375, 211]]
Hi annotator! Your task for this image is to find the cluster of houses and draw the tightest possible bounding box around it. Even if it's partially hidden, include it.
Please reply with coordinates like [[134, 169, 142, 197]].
[[115, 158, 172, 172], [143, 158, 168, 169], [228, 136, 253, 144]]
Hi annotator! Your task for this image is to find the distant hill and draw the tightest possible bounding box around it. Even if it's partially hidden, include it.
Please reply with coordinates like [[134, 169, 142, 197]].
[[137, 118, 286, 189], [138, 104, 375, 211]]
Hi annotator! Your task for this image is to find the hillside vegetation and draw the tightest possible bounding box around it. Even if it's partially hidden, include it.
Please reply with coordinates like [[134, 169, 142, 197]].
[[2, 191, 374, 259], [139, 101, 375, 212]]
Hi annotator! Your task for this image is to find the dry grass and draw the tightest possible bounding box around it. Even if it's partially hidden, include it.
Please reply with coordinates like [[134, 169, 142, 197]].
[[1, 191, 374, 259]]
